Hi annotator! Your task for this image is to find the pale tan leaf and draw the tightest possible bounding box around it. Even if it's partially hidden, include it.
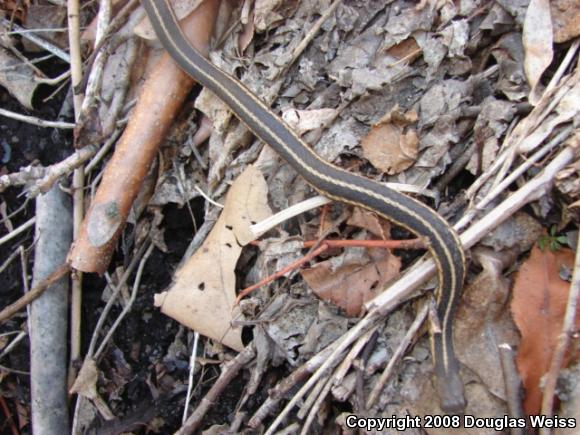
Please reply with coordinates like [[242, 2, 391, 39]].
[[282, 108, 338, 135], [154, 166, 272, 351], [523, 0, 554, 105]]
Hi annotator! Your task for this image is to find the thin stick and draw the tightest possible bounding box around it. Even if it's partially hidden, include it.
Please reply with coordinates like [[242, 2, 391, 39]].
[[0, 108, 75, 129], [177, 344, 256, 434], [67, 0, 84, 394], [182, 332, 200, 424], [0, 263, 71, 323], [0, 217, 35, 248], [250, 196, 331, 237], [539, 230, 580, 429], [282, 0, 342, 73], [300, 326, 378, 434], [94, 243, 154, 358], [366, 303, 429, 408], [0, 246, 21, 275], [498, 343, 525, 435], [264, 310, 380, 434], [236, 243, 329, 302], [0, 18, 71, 62], [0, 331, 27, 360], [455, 125, 573, 233], [302, 238, 426, 250], [34, 144, 98, 196], [247, 336, 346, 428]]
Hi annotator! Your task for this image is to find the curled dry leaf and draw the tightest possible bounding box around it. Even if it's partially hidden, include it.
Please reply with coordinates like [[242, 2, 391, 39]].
[[154, 166, 272, 351], [523, 0, 554, 104], [511, 244, 578, 415], [361, 108, 419, 174], [384, 37, 421, 65]]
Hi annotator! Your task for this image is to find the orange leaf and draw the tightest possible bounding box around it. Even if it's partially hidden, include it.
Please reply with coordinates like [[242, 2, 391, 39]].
[[511, 244, 578, 414]]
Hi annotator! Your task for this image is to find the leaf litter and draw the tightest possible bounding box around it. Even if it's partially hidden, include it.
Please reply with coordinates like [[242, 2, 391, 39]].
[[1, 0, 580, 432]]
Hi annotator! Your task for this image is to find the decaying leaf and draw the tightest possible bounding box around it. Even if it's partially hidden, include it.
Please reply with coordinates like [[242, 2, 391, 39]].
[[512, 244, 578, 415], [254, 0, 284, 32], [301, 251, 401, 317], [154, 165, 272, 351], [0, 47, 39, 109], [466, 97, 516, 175], [489, 37, 526, 103], [302, 209, 401, 317], [361, 108, 419, 175], [550, 0, 580, 43], [454, 248, 521, 401], [523, 0, 554, 104]]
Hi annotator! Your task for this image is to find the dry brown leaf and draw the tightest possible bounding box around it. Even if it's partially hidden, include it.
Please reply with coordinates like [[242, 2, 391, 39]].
[[302, 249, 401, 318], [511, 244, 578, 415], [523, 0, 554, 105], [70, 358, 115, 420], [22, 3, 67, 52], [384, 37, 421, 64], [551, 0, 580, 43], [347, 208, 391, 240], [238, 1, 255, 53], [154, 166, 272, 351], [302, 210, 400, 317], [361, 108, 419, 174]]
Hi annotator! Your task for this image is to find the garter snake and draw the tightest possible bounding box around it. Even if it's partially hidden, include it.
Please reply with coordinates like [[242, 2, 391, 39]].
[[142, 0, 467, 413]]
